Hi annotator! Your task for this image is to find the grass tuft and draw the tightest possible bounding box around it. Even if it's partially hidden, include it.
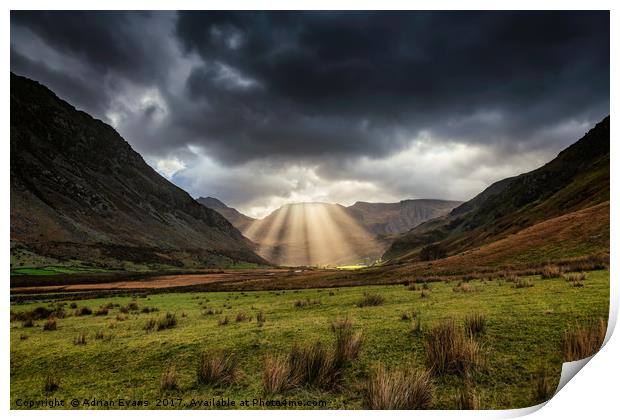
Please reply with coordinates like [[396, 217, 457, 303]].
[[75, 307, 92, 316], [464, 313, 487, 336], [562, 319, 607, 361], [197, 351, 238, 387], [456, 379, 480, 409], [94, 307, 109, 316], [363, 364, 434, 409], [43, 317, 57, 331], [144, 319, 157, 332], [357, 293, 385, 307], [541, 265, 562, 279], [160, 365, 179, 391], [513, 278, 534, 289], [332, 318, 363, 363], [262, 355, 293, 394], [533, 367, 554, 403], [157, 313, 177, 331], [256, 310, 266, 326], [43, 374, 60, 393], [425, 319, 483, 376], [235, 312, 249, 323], [74, 332, 87, 345]]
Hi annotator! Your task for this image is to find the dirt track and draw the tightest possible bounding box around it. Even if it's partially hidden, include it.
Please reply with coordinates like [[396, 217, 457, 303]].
[[10, 268, 339, 294]]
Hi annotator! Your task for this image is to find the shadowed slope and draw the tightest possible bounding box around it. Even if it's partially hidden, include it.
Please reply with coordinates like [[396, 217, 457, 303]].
[[10, 73, 266, 269], [384, 116, 610, 262]]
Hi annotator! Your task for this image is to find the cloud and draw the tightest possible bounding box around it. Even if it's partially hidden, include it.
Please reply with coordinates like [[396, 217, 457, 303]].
[[10, 11, 610, 216]]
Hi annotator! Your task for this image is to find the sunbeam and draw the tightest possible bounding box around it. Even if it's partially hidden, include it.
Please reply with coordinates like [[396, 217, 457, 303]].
[[242, 202, 386, 267]]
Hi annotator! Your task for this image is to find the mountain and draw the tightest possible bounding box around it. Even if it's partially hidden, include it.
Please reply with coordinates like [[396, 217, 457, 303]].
[[384, 116, 610, 263], [196, 197, 256, 232], [198, 198, 460, 267], [346, 199, 462, 238], [10, 73, 266, 271]]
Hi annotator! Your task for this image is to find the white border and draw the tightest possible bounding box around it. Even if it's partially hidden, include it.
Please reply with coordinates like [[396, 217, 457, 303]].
[[2, 2, 616, 420]]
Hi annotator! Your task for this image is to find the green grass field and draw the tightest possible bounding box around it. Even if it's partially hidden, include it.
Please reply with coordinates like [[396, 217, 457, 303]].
[[10, 270, 609, 409]]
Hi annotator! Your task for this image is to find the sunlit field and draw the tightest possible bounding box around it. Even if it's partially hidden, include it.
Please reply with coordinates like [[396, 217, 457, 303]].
[[10, 270, 609, 409]]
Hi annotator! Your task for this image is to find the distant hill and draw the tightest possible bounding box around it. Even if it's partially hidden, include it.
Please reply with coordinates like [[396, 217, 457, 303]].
[[199, 198, 460, 267], [10, 73, 266, 271], [347, 199, 462, 238], [196, 197, 256, 232], [384, 116, 610, 263]]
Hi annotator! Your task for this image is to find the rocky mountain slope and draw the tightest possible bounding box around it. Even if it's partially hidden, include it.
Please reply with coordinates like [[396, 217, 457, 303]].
[[346, 199, 462, 238], [196, 197, 256, 232], [384, 116, 610, 262], [10, 73, 266, 270]]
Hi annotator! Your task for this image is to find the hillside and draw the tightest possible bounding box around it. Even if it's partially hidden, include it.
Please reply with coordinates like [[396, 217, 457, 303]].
[[196, 197, 256, 232], [346, 199, 462, 238], [10, 73, 266, 271], [384, 116, 610, 262]]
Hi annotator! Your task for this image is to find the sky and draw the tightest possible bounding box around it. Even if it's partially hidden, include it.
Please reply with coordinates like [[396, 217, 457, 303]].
[[10, 11, 609, 218]]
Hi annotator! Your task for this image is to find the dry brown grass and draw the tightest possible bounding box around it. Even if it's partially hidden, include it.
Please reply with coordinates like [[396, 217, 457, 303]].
[[363, 364, 435, 409], [425, 319, 483, 376], [197, 351, 238, 387], [144, 319, 157, 332], [452, 282, 479, 293], [262, 320, 364, 392], [74, 332, 87, 345], [464, 313, 487, 336], [513, 278, 534, 289], [75, 307, 92, 316], [43, 374, 60, 393], [332, 318, 363, 363], [456, 379, 480, 409], [256, 310, 266, 326], [160, 365, 179, 391], [287, 341, 338, 388], [562, 319, 607, 361], [94, 307, 109, 316], [541, 265, 563, 279], [235, 312, 249, 322], [157, 312, 177, 330], [262, 355, 293, 394], [411, 311, 423, 335], [564, 272, 587, 282], [533, 367, 554, 403], [294, 298, 321, 308], [43, 317, 57, 331], [357, 293, 385, 307]]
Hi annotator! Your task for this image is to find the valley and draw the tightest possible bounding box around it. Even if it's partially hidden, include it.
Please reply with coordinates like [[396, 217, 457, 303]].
[[9, 73, 610, 410]]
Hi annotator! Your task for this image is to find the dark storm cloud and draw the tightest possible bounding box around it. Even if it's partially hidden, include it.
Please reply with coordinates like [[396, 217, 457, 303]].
[[173, 11, 609, 161], [11, 11, 171, 83], [10, 10, 610, 212], [11, 11, 177, 121]]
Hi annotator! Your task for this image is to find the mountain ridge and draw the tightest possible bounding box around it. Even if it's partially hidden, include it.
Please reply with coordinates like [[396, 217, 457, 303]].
[[384, 116, 610, 262], [10, 72, 266, 270]]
